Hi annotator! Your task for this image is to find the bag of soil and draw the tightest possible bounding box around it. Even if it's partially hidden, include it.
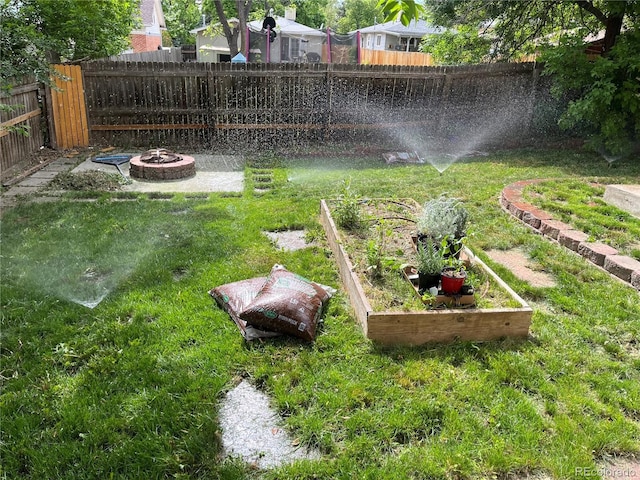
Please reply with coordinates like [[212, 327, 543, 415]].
[[209, 277, 281, 341], [239, 264, 331, 341]]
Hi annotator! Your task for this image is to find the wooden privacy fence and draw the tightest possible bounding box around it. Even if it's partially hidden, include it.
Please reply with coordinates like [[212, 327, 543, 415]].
[[0, 78, 44, 179], [81, 61, 553, 149], [360, 48, 434, 66], [48, 64, 89, 150]]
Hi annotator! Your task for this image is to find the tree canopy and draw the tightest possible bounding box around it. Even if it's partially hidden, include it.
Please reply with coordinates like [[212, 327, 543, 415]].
[[424, 0, 639, 59], [162, 0, 202, 46], [1, 0, 139, 88], [411, 0, 639, 157]]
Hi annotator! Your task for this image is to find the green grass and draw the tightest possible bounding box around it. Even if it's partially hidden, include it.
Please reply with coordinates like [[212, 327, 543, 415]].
[[521, 179, 640, 258], [1, 148, 639, 479]]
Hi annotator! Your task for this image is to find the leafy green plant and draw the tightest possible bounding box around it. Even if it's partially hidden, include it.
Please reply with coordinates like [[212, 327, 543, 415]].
[[415, 237, 445, 275], [416, 195, 469, 242], [333, 178, 363, 230]]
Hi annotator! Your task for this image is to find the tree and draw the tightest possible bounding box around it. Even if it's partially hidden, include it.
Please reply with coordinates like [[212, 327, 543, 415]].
[[1, 1, 52, 88], [334, 0, 379, 33], [1, 0, 139, 66], [420, 25, 492, 65], [293, 0, 330, 29], [417, 0, 640, 157], [542, 29, 640, 157], [162, 0, 202, 46], [375, 0, 422, 26], [425, 0, 638, 59], [35, 0, 140, 62], [201, 0, 254, 58]]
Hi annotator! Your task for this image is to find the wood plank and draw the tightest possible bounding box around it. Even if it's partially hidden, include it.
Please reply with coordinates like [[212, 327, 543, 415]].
[[319, 200, 372, 333], [0, 108, 41, 136], [367, 309, 532, 345]]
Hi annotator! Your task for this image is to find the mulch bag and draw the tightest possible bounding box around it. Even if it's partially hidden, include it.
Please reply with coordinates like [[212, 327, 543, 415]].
[[239, 264, 332, 342], [209, 277, 281, 341]]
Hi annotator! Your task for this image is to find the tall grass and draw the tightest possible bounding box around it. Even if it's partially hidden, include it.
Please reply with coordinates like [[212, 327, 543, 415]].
[[1, 149, 639, 479]]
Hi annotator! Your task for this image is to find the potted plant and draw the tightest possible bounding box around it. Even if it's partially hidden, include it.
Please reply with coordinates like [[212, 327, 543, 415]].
[[415, 237, 445, 293], [440, 251, 467, 295], [416, 195, 469, 258]]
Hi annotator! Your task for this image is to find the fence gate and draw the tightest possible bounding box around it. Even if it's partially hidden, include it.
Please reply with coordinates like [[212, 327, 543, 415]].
[[0, 78, 44, 179], [48, 64, 89, 149]]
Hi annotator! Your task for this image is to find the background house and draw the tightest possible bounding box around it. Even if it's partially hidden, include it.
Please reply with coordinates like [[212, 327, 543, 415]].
[[190, 22, 237, 63], [191, 9, 325, 63], [128, 0, 167, 53], [356, 19, 445, 53]]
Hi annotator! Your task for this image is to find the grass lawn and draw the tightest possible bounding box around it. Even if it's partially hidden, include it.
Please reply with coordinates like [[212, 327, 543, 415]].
[[1, 148, 639, 479]]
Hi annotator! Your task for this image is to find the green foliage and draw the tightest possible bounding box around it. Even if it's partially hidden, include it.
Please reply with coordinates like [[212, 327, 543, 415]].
[[162, 0, 201, 46], [415, 237, 444, 275], [333, 0, 379, 33], [1, 0, 138, 88], [0, 1, 52, 88], [416, 195, 468, 243], [333, 178, 363, 230], [376, 0, 423, 26], [35, 0, 140, 61], [542, 29, 640, 158], [420, 25, 492, 65]]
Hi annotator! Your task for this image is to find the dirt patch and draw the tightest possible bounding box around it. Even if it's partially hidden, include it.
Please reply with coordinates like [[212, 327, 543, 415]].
[[485, 248, 556, 288], [599, 456, 640, 479]]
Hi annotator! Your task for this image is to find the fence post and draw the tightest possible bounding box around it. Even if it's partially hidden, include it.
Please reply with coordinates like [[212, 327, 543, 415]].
[[245, 27, 250, 59], [266, 26, 271, 63], [356, 31, 361, 64]]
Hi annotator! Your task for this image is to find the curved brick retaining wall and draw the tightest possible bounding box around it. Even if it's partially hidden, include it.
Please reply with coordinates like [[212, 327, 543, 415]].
[[501, 180, 640, 291]]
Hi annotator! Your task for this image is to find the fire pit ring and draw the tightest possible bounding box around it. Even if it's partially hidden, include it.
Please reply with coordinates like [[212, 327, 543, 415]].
[[129, 149, 196, 181]]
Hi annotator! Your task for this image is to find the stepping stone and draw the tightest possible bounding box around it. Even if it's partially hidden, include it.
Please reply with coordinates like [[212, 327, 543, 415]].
[[219, 380, 320, 469]]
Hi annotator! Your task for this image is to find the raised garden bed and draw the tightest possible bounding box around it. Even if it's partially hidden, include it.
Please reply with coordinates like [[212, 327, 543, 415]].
[[320, 199, 533, 345]]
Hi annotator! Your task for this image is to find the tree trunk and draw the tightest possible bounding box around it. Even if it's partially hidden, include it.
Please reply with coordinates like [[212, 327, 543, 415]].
[[236, 0, 253, 58], [602, 12, 624, 55], [213, 0, 239, 57]]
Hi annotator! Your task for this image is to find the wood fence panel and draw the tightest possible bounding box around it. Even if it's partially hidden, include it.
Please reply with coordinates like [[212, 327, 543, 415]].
[[80, 61, 554, 149], [360, 48, 434, 66], [0, 78, 44, 179], [49, 64, 89, 149]]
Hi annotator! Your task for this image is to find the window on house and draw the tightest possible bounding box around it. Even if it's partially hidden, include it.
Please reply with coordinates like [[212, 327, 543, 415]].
[[291, 38, 300, 58], [376, 35, 381, 46]]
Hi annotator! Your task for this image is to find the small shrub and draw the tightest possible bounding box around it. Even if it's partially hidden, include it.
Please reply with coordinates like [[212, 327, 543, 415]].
[[416, 195, 468, 242], [333, 179, 362, 231]]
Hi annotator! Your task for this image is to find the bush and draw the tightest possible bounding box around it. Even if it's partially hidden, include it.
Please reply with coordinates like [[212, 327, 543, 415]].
[[541, 29, 640, 158]]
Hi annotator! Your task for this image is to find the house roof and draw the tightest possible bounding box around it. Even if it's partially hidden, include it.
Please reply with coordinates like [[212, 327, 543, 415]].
[[192, 16, 325, 37], [139, 0, 165, 28], [354, 19, 445, 37], [248, 16, 324, 36]]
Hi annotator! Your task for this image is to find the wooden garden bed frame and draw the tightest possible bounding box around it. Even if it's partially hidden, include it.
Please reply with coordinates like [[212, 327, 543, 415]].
[[320, 200, 533, 345]]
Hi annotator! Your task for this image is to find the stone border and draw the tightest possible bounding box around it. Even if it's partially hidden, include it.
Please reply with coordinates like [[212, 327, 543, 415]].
[[500, 180, 640, 291]]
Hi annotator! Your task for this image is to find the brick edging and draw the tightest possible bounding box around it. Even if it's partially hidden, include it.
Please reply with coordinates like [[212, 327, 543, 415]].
[[501, 180, 640, 290]]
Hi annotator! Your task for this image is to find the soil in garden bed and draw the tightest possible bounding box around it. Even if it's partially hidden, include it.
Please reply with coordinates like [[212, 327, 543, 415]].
[[328, 198, 521, 312]]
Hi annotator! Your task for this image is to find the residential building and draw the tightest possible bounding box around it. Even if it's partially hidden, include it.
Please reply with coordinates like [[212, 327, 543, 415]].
[[128, 0, 167, 53], [356, 19, 445, 53]]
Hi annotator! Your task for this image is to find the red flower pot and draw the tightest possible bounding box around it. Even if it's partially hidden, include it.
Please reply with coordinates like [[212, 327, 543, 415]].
[[441, 268, 466, 295]]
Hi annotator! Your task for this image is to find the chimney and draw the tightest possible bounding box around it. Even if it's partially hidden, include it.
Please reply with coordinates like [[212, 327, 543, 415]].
[[284, 6, 296, 21]]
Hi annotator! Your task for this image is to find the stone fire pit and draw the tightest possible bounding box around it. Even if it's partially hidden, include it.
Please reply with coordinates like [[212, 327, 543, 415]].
[[129, 149, 196, 181]]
